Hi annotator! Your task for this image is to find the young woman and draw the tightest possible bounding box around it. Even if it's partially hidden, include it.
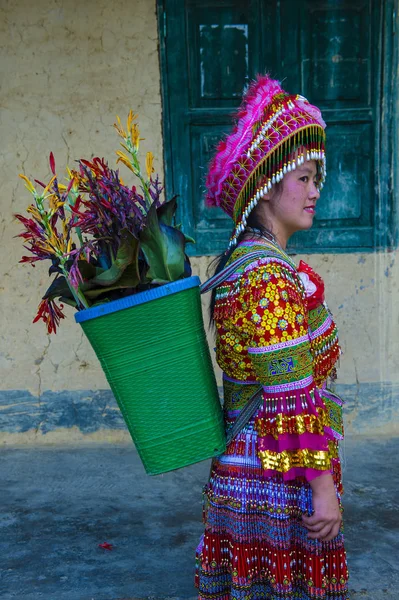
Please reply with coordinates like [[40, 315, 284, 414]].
[[195, 75, 349, 599]]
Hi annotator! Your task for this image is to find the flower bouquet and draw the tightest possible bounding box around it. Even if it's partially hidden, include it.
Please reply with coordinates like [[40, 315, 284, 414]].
[[16, 112, 225, 474], [16, 111, 194, 333]]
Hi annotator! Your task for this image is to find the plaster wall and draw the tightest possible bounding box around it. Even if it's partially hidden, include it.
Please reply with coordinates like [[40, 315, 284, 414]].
[[1, 0, 162, 394], [1, 0, 397, 442]]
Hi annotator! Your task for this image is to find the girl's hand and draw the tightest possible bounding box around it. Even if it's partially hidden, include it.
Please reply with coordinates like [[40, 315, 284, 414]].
[[302, 473, 342, 542]]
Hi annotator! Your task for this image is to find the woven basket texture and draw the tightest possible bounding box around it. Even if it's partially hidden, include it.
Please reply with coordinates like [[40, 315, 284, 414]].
[[79, 285, 226, 474]]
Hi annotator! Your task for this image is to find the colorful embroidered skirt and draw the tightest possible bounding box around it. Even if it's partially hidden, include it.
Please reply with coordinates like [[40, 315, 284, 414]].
[[195, 410, 349, 599]]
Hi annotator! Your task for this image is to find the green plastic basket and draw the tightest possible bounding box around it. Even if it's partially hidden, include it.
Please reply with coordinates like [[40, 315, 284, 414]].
[[75, 276, 226, 474]]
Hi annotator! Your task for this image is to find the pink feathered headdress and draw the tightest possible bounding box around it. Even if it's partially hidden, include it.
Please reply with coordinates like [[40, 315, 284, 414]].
[[205, 74, 327, 247]]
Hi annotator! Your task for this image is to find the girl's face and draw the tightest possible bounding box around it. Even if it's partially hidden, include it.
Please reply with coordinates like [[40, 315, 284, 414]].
[[258, 160, 320, 247]]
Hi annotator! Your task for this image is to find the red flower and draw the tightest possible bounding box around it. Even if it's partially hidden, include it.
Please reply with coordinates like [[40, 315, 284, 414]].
[[297, 260, 325, 310], [98, 542, 113, 551], [33, 298, 66, 334], [49, 152, 56, 175]]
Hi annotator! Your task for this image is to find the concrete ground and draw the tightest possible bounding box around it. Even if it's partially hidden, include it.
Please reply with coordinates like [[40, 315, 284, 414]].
[[0, 436, 398, 600]]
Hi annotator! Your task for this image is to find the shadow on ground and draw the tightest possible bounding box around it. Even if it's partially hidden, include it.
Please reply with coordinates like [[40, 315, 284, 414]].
[[0, 436, 398, 600]]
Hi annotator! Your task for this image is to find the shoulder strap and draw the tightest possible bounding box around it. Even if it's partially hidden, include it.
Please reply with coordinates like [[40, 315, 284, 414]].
[[200, 251, 265, 294], [225, 385, 263, 446], [200, 245, 297, 446], [200, 247, 296, 295]]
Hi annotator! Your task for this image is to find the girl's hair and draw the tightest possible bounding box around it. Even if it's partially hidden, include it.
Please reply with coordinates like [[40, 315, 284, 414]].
[[207, 178, 283, 330]]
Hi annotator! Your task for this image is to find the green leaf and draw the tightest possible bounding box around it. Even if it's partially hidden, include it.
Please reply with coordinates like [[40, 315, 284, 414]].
[[139, 203, 187, 282], [91, 229, 140, 287], [84, 263, 140, 299], [43, 275, 94, 309], [59, 296, 78, 308], [43, 276, 75, 302], [77, 260, 99, 280], [150, 278, 172, 285], [183, 233, 195, 244], [156, 195, 178, 226]]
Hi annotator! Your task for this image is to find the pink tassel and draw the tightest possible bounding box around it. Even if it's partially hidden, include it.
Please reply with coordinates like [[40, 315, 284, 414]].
[[206, 75, 282, 210]]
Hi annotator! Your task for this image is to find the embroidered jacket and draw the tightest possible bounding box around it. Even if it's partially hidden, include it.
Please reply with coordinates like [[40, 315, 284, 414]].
[[214, 241, 341, 482]]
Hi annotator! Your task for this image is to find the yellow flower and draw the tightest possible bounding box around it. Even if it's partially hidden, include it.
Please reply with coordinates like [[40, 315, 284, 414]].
[[19, 174, 36, 195], [116, 151, 135, 173], [48, 194, 63, 212], [131, 123, 141, 149], [146, 152, 154, 180], [62, 220, 69, 238], [37, 239, 53, 254], [127, 110, 139, 137], [52, 232, 68, 254], [43, 176, 56, 196], [114, 115, 127, 138], [115, 111, 144, 148], [26, 204, 42, 221]]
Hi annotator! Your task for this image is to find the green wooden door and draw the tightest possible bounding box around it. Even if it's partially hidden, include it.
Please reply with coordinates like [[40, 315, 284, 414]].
[[158, 0, 395, 255]]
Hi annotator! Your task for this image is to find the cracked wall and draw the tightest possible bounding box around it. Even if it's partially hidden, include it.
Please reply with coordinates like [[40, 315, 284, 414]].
[[1, 0, 398, 438], [1, 0, 163, 397]]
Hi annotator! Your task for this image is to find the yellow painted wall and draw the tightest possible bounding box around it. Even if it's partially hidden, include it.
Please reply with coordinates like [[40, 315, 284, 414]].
[[1, 0, 398, 438], [1, 0, 162, 394]]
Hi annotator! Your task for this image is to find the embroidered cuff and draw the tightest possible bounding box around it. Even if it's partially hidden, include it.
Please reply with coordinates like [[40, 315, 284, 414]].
[[247, 335, 313, 388]]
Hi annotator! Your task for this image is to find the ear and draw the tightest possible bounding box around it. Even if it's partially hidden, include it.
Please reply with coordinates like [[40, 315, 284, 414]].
[[258, 192, 271, 202], [255, 175, 274, 202]]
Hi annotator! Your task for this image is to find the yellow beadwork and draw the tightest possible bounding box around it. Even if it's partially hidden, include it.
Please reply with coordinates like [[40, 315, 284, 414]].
[[258, 441, 338, 472], [214, 249, 310, 381]]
